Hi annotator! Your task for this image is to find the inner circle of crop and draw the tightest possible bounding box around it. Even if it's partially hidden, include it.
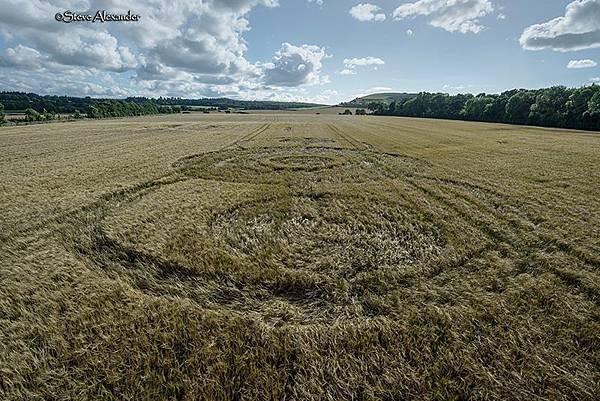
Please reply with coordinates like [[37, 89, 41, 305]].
[[209, 193, 445, 277]]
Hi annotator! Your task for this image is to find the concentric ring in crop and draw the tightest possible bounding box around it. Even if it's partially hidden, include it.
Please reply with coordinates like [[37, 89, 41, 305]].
[[178, 146, 430, 184]]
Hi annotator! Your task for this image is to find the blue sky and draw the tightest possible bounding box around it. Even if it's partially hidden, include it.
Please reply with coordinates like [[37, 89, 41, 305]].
[[1, 0, 599, 104]]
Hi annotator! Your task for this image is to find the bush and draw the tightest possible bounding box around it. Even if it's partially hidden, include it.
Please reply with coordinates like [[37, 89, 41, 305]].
[[25, 108, 42, 122], [43, 109, 56, 121]]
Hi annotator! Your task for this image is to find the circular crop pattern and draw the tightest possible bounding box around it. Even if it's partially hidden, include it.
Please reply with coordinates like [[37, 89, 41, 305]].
[[209, 193, 445, 278], [72, 146, 439, 324], [260, 154, 341, 171], [178, 146, 429, 184], [71, 178, 448, 324]]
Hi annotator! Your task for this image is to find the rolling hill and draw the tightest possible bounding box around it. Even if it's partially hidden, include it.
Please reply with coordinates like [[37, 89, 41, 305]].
[[341, 92, 417, 107]]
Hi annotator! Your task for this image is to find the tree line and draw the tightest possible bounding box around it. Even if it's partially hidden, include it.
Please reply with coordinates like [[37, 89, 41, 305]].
[[0, 91, 322, 114], [0, 100, 183, 124], [86, 101, 183, 118], [367, 85, 600, 131], [125, 96, 322, 110]]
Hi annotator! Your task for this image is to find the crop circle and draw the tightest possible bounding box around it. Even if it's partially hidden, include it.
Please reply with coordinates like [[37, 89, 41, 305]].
[[209, 193, 444, 277], [178, 146, 429, 184]]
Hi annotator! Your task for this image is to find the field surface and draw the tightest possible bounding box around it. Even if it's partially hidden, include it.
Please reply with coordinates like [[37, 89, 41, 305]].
[[1, 113, 599, 400]]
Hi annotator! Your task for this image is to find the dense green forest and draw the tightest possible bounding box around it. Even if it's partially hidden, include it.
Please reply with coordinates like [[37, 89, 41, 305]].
[[367, 85, 600, 131], [0, 92, 322, 113]]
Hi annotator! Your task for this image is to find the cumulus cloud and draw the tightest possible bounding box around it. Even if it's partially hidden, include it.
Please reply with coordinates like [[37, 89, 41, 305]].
[[350, 4, 386, 22], [520, 0, 600, 52], [567, 59, 598, 68], [0, 45, 47, 70], [344, 57, 385, 67], [262, 43, 328, 87], [0, 0, 337, 98], [392, 0, 494, 34], [0, 1, 145, 72], [308, 0, 324, 6]]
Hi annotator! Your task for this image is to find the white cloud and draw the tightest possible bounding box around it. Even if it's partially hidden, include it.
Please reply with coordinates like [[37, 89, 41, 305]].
[[520, 0, 600, 52], [1, 0, 342, 99], [392, 0, 494, 34], [590, 77, 600, 82], [497, 13, 506, 20], [344, 57, 385, 67], [262, 43, 329, 87], [567, 59, 598, 68], [308, 0, 324, 6], [0, 0, 337, 99], [350, 4, 386, 22], [0, 45, 46, 70], [340, 56, 384, 76], [406, 29, 414, 36]]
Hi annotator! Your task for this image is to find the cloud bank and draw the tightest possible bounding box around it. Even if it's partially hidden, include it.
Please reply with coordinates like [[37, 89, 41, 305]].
[[0, 0, 331, 100], [520, 0, 600, 52]]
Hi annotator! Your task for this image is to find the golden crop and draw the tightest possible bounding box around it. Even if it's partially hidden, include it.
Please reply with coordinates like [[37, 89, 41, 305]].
[[1, 112, 598, 400]]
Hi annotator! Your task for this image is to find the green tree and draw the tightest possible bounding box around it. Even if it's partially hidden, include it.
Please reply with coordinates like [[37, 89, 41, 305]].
[[585, 91, 600, 129], [87, 105, 100, 118], [25, 108, 42, 122], [43, 109, 56, 121], [426, 93, 448, 118], [0, 102, 5, 124], [529, 86, 569, 127], [505, 91, 536, 124], [461, 96, 493, 121], [565, 86, 595, 128], [482, 95, 506, 122], [367, 102, 386, 114]]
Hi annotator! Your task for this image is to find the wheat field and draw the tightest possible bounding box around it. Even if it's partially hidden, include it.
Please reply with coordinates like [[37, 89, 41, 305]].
[[1, 113, 599, 400]]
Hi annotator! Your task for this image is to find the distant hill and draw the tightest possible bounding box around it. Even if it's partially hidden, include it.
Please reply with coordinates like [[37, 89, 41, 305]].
[[341, 92, 417, 107]]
